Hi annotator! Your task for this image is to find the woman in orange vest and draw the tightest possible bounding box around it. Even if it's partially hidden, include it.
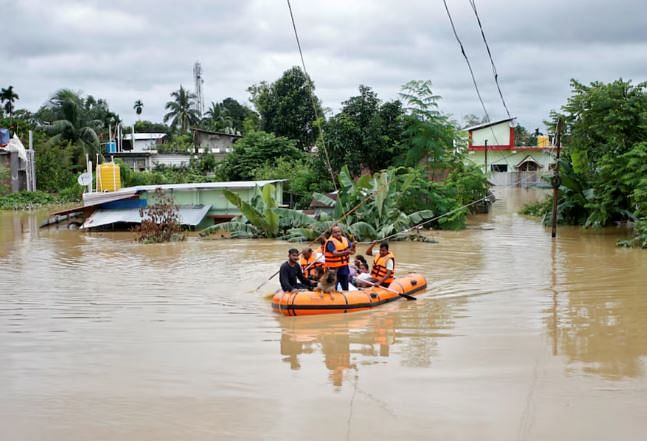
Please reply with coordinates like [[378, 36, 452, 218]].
[[324, 225, 355, 290], [365, 241, 396, 287], [299, 247, 324, 280]]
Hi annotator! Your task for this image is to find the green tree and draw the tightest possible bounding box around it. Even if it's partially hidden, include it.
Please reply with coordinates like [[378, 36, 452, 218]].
[[462, 113, 488, 128], [399, 80, 460, 168], [526, 79, 647, 247], [134, 120, 168, 133], [561, 79, 647, 177], [217, 130, 303, 181], [253, 157, 331, 208], [0, 86, 19, 117], [164, 86, 200, 132], [514, 124, 538, 146], [248, 66, 321, 150], [203, 98, 256, 134], [133, 100, 144, 117], [323, 85, 405, 176], [41, 89, 102, 164]]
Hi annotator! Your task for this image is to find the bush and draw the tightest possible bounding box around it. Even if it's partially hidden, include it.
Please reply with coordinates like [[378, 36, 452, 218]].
[[133, 189, 185, 243], [0, 162, 10, 196], [253, 157, 332, 208], [0, 191, 58, 210], [520, 198, 551, 218]]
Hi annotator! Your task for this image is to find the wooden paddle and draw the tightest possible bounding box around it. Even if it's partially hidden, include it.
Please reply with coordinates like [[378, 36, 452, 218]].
[[362, 279, 417, 301]]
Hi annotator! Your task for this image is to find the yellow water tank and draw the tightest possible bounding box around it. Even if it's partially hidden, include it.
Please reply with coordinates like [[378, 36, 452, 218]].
[[97, 163, 121, 192], [537, 135, 550, 148]]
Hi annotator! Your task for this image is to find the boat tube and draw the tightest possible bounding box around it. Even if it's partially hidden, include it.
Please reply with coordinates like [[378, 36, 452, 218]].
[[271, 273, 427, 316]]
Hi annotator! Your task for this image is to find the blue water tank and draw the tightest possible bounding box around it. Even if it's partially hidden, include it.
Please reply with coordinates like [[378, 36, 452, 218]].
[[106, 141, 117, 154], [0, 128, 9, 146]]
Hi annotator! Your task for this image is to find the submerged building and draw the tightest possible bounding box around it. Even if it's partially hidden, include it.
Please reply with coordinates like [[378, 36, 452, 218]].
[[464, 118, 556, 187], [47, 179, 286, 231]]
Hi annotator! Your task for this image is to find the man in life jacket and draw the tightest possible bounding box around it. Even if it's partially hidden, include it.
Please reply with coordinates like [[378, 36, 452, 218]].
[[324, 225, 355, 290], [300, 247, 324, 281], [365, 241, 396, 287]]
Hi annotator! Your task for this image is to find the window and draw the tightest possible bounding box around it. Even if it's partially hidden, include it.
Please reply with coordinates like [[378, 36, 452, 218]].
[[491, 164, 508, 172]]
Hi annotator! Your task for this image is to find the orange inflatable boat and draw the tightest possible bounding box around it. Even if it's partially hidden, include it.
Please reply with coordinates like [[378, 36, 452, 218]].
[[271, 273, 427, 316]]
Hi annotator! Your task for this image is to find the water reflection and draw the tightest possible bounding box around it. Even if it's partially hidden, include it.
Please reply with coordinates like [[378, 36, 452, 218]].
[[546, 230, 647, 379], [276, 288, 469, 387], [278, 312, 396, 387]]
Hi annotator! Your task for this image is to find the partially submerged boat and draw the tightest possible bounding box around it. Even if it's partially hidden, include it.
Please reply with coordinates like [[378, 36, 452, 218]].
[[272, 273, 427, 316]]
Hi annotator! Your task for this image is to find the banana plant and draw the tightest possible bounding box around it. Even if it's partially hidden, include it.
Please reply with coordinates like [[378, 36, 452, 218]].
[[200, 183, 280, 238], [298, 166, 434, 241]]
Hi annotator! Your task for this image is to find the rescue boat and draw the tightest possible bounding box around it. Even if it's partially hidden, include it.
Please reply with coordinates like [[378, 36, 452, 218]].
[[271, 273, 427, 316]]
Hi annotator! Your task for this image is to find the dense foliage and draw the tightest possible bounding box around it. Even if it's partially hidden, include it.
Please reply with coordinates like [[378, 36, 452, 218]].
[[522, 79, 647, 247], [202, 98, 256, 134], [324, 85, 405, 176], [249, 67, 321, 151], [216, 130, 303, 181], [0, 190, 79, 210], [3, 74, 488, 235]]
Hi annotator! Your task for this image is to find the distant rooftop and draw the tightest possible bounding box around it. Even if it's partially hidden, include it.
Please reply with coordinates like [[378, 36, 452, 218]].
[[122, 133, 167, 141], [464, 117, 515, 132], [192, 128, 242, 138]]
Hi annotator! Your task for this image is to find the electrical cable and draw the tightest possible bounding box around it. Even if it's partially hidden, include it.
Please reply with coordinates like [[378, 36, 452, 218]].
[[468, 0, 511, 118], [442, 0, 490, 123], [286, 0, 337, 191], [442, 0, 502, 147]]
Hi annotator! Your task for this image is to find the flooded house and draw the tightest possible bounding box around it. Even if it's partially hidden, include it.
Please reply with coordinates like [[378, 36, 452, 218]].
[[464, 118, 556, 186], [46, 171, 286, 231]]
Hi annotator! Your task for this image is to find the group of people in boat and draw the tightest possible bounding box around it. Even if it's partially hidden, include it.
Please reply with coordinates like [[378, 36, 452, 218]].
[[278, 225, 396, 292]]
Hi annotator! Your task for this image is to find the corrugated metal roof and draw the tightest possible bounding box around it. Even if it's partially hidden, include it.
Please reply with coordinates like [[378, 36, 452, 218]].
[[81, 205, 211, 229], [82, 180, 285, 208], [82, 190, 139, 207], [464, 117, 515, 132]]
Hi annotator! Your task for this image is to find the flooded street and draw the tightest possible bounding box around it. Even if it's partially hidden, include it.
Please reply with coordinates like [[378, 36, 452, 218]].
[[1, 188, 646, 441]]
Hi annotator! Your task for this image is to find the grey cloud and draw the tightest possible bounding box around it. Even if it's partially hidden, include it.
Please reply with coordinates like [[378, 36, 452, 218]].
[[1, 0, 645, 130]]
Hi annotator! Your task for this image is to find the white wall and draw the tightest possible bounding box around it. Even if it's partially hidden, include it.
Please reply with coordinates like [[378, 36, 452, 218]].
[[471, 121, 511, 147], [133, 139, 158, 152]]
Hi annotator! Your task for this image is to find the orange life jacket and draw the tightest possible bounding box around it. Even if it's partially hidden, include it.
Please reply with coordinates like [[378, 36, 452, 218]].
[[324, 236, 350, 269], [300, 254, 323, 278], [371, 252, 396, 284]]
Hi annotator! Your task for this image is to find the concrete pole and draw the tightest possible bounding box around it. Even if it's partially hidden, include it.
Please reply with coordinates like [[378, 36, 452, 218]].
[[484, 139, 488, 175], [551, 118, 563, 239]]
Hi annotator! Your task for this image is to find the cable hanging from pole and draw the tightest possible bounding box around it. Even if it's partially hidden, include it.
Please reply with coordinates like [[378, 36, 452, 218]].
[[442, 0, 490, 123], [286, 0, 338, 191], [468, 0, 512, 119]]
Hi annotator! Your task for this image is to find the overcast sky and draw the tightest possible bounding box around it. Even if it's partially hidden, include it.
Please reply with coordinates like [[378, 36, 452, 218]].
[[2, 0, 646, 130]]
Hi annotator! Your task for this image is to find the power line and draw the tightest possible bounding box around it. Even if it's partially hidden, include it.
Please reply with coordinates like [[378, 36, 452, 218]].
[[468, 0, 511, 118], [286, 0, 337, 191], [442, 0, 490, 123]]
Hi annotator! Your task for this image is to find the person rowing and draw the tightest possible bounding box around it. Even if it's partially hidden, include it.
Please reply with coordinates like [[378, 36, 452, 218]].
[[300, 247, 325, 281], [324, 225, 355, 291]]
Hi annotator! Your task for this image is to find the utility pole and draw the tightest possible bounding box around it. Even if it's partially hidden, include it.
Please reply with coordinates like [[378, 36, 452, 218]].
[[550, 118, 563, 238], [484, 139, 488, 175]]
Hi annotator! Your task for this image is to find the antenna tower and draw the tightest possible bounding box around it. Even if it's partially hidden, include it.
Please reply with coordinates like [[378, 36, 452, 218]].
[[193, 61, 204, 116]]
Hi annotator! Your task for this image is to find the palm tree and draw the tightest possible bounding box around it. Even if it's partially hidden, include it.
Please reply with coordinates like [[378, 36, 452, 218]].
[[204, 101, 234, 130], [44, 89, 101, 162], [133, 100, 144, 118], [0, 86, 19, 118], [163, 86, 199, 132]]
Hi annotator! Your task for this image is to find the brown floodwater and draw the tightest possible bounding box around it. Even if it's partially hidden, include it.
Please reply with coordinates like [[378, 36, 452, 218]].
[[1, 188, 646, 441]]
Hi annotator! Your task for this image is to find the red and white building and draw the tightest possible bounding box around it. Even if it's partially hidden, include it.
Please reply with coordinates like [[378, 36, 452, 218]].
[[465, 117, 556, 186]]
